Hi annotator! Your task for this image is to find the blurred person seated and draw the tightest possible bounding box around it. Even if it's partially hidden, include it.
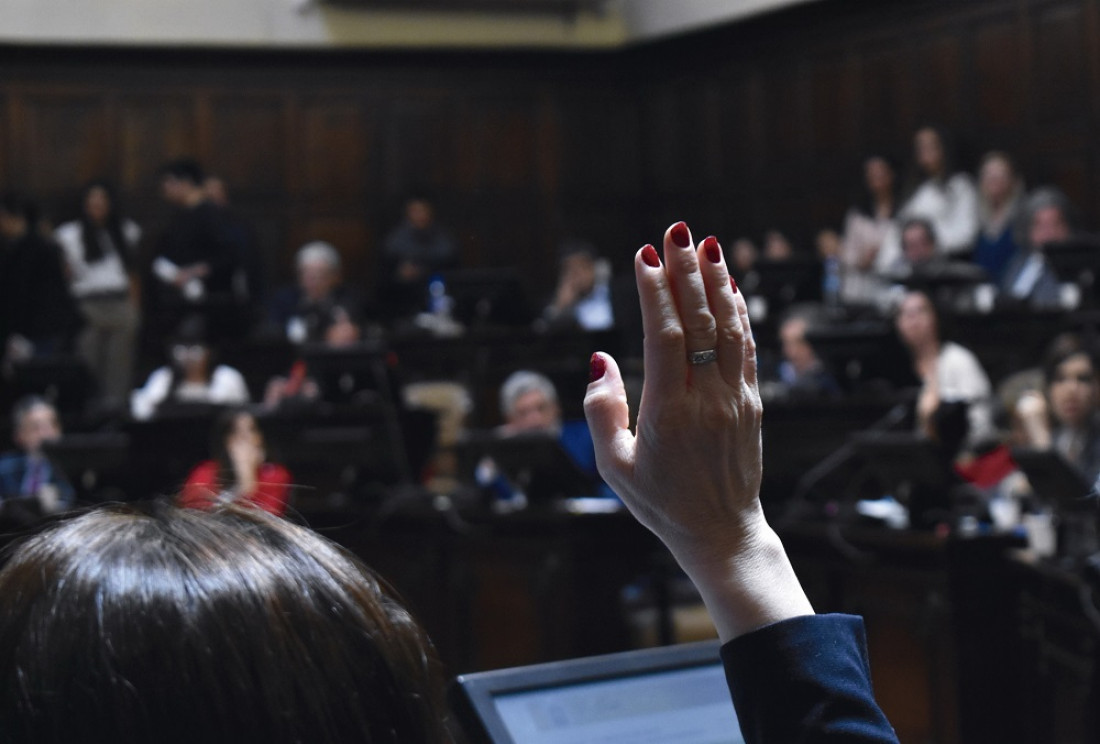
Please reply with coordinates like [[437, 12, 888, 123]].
[[999, 186, 1074, 309], [53, 180, 142, 411], [0, 396, 75, 524], [383, 192, 457, 284], [180, 408, 292, 516], [379, 192, 458, 322], [895, 289, 994, 452], [816, 228, 843, 306], [540, 240, 614, 332], [476, 370, 614, 504], [500, 371, 593, 474], [897, 126, 978, 256], [131, 316, 250, 420], [762, 230, 794, 262], [769, 308, 840, 400], [0, 220, 898, 744], [0, 192, 82, 364], [892, 217, 942, 274], [268, 241, 363, 345], [973, 151, 1025, 286], [1015, 333, 1100, 486], [841, 154, 900, 304]]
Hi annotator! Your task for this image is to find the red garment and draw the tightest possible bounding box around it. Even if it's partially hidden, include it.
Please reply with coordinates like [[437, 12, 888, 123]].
[[180, 460, 292, 516], [954, 444, 1017, 488]]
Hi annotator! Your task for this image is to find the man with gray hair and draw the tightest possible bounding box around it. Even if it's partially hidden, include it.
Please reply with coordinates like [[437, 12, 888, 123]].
[[483, 370, 616, 501], [269, 241, 363, 345], [499, 370, 562, 435], [999, 187, 1075, 308], [0, 396, 75, 522]]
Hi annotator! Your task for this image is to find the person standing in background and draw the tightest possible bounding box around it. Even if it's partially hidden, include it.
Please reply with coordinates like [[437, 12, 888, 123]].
[[54, 181, 142, 411], [0, 192, 82, 366]]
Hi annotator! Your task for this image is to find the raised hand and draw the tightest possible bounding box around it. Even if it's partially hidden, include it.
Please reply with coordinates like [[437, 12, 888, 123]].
[[584, 221, 813, 641]]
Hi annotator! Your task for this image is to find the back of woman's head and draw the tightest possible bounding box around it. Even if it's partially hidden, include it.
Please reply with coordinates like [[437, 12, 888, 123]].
[[0, 502, 447, 743]]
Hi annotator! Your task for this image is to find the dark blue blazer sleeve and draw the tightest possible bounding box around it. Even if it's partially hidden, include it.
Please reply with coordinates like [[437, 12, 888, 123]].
[[721, 614, 898, 744]]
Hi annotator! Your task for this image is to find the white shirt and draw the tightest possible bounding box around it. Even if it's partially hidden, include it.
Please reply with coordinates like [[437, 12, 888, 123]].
[[936, 341, 994, 445], [54, 219, 141, 298], [130, 365, 250, 420], [574, 283, 614, 331], [899, 174, 979, 255]]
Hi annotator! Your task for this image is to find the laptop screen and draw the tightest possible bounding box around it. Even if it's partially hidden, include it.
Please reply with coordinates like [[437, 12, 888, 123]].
[[453, 641, 744, 744]]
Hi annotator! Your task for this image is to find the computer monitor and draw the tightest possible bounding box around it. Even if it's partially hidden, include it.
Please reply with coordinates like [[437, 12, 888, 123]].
[[452, 640, 742, 744], [456, 430, 599, 504]]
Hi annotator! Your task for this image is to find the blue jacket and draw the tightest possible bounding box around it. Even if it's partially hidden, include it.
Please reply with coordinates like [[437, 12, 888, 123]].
[[0, 452, 75, 506], [722, 614, 898, 743]]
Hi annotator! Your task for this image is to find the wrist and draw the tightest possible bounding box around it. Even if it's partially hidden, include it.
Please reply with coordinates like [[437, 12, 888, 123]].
[[673, 522, 814, 642]]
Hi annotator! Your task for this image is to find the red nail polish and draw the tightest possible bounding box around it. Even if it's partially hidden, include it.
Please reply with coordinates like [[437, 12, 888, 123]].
[[730, 276, 739, 294], [641, 244, 661, 268], [670, 221, 691, 248], [703, 236, 721, 263], [589, 353, 606, 382]]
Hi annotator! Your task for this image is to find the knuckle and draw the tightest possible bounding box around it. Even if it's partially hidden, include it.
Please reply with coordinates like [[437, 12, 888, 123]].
[[654, 322, 685, 349], [718, 325, 743, 347], [682, 311, 717, 341]]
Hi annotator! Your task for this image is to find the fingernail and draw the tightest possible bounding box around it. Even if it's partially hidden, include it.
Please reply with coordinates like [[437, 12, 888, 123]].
[[641, 243, 661, 268], [670, 221, 691, 248], [589, 353, 606, 382], [730, 276, 739, 294], [702, 236, 721, 263]]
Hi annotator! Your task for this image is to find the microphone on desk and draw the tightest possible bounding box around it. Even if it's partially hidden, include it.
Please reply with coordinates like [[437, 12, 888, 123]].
[[790, 402, 911, 505]]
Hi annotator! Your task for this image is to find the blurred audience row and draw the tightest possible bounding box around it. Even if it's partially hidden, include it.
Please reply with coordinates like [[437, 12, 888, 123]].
[[4, 125, 1100, 547]]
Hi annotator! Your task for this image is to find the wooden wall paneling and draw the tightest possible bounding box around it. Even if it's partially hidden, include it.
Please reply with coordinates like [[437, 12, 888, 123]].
[[761, 61, 813, 174], [810, 53, 861, 165], [860, 44, 915, 156], [0, 95, 7, 187], [380, 94, 462, 201], [912, 33, 965, 133], [974, 16, 1025, 131], [1029, 1, 1090, 127], [116, 94, 201, 218], [557, 89, 641, 200], [456, 96, 539, 191], [18, 93, 111, 211], [207, 94, 286, 198], [639, 78, 705, 196], [298, 96, 371, 208]]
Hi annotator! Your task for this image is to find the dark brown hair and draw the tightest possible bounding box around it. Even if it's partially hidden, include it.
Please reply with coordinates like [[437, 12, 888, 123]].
[[1042, 333, 1099, 389], [0, 502, 449, 743]]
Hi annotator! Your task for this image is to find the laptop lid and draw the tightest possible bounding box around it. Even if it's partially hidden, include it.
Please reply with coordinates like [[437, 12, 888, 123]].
[[452, 640, 743, 744]]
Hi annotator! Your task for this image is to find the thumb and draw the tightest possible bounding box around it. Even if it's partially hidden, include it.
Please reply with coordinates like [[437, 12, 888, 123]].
[[583, 352, 635, 482]]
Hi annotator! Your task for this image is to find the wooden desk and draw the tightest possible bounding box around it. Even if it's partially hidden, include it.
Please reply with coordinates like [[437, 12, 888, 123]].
[[301, 500, 664, 676], [1010, 551, 1100, 744], [780, 522, 1024, 744]]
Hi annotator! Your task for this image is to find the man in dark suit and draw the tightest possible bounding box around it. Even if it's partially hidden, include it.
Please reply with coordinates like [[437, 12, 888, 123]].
[[999, 187, 1072, 308], [0, 396, 75, 523]]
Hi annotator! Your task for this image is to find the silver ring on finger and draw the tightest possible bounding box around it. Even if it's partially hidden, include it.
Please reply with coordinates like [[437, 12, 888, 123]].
[[687, 348, 718, 365]]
